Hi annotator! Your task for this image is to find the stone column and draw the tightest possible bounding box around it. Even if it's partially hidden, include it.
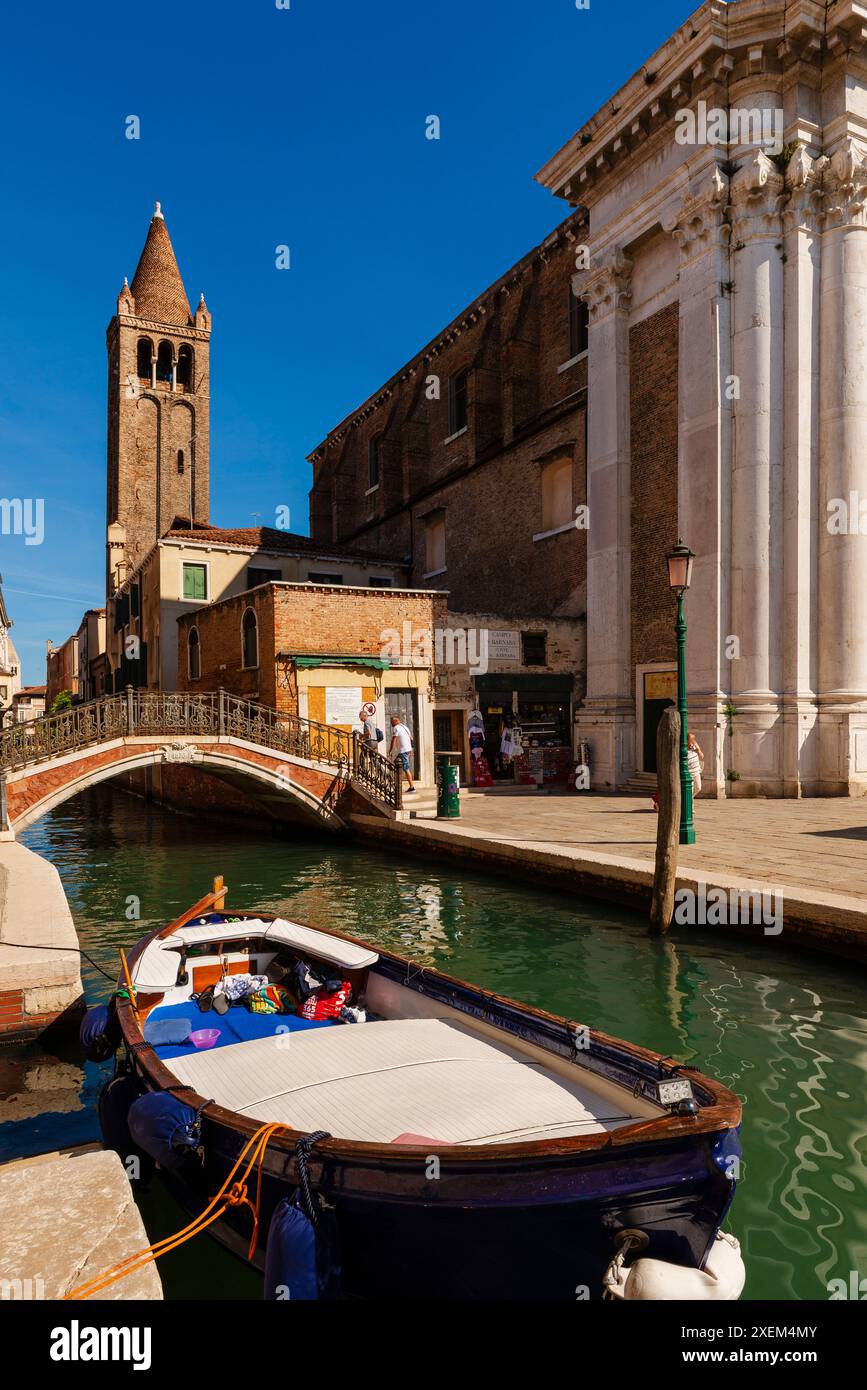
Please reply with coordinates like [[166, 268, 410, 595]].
[[576, 247, 634, 789], [781, 146, 822, 796], [817, 139, 867, 794], [727, 151, 786, 795], [662, 162, 732, 798]]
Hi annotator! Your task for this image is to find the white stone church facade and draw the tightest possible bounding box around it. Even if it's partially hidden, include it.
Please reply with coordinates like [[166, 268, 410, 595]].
[[536, 0, 867, 797]]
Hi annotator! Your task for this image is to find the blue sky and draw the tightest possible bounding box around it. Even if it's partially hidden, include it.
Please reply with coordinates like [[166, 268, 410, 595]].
[[0, 0, 699, 684]]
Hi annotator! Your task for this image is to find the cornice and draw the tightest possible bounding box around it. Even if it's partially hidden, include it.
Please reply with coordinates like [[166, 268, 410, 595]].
[[535, 1, 845, 209]]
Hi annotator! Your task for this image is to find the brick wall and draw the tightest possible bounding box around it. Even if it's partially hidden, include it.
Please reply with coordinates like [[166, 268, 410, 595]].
[[178, 583, 448, 716], [308, 215, 589, 618], [629, 301, 679, 670]]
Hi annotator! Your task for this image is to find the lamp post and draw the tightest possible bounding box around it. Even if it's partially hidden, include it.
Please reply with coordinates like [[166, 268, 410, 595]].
[[666, 538, 696, 846]]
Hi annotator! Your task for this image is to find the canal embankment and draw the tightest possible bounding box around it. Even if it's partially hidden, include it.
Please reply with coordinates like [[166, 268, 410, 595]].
[[0, 1144, 162, 1299], [354, 787, 867, 964], [0, 839, 84, 1042]]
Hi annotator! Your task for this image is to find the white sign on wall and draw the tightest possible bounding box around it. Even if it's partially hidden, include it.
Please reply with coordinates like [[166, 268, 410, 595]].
[[486, 629, 520, 661], [325, 687, 364, 727]]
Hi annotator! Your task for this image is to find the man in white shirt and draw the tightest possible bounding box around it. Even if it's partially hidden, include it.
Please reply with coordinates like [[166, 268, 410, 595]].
[[388, 715, 415, 793]]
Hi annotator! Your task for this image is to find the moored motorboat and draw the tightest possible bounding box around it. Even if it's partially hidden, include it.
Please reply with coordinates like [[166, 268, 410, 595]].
[[90, 877, 745, 1301]]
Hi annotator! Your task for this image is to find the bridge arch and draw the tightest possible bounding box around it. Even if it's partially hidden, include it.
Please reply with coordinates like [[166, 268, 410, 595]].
[[3, 740, 352, 834], [0, 691, 401, 836]]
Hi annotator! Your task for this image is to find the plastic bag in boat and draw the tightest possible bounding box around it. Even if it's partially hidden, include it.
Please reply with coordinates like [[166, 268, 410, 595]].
[[80, 1003, 122, 1062], [264, 1194, 341, 1301], [127, 1091, 203, 1171]]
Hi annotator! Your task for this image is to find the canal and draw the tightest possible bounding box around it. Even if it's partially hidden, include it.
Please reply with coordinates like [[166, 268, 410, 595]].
[[2, 784, 866, 1301]]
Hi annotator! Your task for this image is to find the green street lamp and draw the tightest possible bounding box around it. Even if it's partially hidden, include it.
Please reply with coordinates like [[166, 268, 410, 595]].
[[667, 538, 696, 846]]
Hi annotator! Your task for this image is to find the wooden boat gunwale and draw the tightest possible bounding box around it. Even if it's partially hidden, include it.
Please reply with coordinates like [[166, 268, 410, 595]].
[[116, 903, 742, 1166]]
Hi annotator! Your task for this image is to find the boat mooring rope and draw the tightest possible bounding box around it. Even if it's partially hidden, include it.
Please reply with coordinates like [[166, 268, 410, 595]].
[[63, 1124, 331, 1300]]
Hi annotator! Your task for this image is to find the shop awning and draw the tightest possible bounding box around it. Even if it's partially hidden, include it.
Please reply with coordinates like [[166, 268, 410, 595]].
[[280, 653, 391, 670], [474, 673, 573, 694]]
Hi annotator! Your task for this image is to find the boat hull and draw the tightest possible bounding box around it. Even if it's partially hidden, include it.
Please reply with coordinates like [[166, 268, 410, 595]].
[[151, 1101, 738, 1300]]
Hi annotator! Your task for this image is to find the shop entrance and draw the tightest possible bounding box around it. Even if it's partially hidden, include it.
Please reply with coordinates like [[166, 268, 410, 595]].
[[433, 709, 465, 783], [473, 674, 574, 785], [384, 689, 419, 779], [640, 669, 677, 774]]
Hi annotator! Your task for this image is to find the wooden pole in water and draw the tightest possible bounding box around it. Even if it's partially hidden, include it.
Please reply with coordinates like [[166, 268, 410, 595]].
[[650, 707, 681, 934]]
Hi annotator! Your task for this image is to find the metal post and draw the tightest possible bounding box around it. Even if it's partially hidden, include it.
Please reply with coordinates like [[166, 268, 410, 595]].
[[125, 685, 135, 736], [676, 591, 696, 845], [218, 687, 225, 737]]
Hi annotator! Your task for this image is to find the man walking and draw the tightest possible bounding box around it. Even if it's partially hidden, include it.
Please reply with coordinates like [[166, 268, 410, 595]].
[[359, 701, 379, 753], [388, 713, 415, 794]]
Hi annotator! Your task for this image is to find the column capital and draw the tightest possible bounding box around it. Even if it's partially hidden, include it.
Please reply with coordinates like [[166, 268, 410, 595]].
[[578, 247, 633, 321], [820, 137, 867, 229], [729, 151, 786, 242], [782, 144, 824, 233], [661, 165, 730, 261]]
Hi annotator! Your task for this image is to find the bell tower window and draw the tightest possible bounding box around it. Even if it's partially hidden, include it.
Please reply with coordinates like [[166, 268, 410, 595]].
[[156, 341, 173, 385], [177, 449, 185, 475], [177, 344, 193, 390], [137, 338, 153, 381]]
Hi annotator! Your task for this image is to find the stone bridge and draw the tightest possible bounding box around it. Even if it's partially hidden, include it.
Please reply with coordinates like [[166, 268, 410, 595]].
[[0, 690, 402, 835]]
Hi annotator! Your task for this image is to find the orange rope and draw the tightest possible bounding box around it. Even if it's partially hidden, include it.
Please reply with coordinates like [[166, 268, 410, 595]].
[[64, 1121, 289, 1300]]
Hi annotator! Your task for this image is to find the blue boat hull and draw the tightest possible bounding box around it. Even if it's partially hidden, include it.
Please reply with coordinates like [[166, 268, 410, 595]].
[[154, 1113, 738, 1300]]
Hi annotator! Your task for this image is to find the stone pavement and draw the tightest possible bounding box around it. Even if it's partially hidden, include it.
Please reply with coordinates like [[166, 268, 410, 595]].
[[411, 788, 867, 900]]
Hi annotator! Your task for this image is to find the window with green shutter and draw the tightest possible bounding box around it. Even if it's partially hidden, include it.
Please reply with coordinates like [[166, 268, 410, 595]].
[[182, 564, 207, 600]]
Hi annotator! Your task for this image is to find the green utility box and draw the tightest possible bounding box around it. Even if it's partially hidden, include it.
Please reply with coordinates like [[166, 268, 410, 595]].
[[436, 754, 461, 818]]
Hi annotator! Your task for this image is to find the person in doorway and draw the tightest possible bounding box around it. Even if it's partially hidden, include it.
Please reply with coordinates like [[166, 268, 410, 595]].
[[388, 714, 415, 793], [359, 701, 379, 754]]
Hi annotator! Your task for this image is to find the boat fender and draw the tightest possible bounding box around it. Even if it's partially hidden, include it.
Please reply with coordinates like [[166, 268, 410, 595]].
[[98, 1074, 154, 1185], [606, 1232, 746, 1302], [264, 1196, 321, 1301], [264, 1132, 340, 1300], [80, 1003, 122, 1063], [127, 1091, 206, 1171]]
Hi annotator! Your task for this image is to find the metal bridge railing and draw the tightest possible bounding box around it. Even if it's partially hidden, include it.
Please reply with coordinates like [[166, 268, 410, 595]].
[[0, 689, 402, 812]]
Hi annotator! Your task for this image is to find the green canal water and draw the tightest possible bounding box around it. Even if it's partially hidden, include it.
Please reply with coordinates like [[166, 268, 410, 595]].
[[3, 785, 867, 1301]]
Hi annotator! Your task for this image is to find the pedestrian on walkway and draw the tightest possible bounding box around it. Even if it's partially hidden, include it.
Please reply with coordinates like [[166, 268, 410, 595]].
[[359, 701, 380, 754], [388, 714, 415, 794], [687, 731, 704, 796]]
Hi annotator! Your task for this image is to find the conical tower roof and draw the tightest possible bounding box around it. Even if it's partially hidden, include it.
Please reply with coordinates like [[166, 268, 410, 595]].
[[129, 202, 191, 324]]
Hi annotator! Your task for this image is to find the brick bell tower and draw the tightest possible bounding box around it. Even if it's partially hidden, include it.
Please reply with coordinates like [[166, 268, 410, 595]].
[[106, 201, 211, 594]]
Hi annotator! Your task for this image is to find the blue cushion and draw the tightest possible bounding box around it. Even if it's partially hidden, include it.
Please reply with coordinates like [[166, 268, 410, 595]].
[[145, 999, 333, 1059]]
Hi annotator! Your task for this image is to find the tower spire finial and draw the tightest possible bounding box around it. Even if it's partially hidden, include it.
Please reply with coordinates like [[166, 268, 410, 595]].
[[153, 200, 164, 220]]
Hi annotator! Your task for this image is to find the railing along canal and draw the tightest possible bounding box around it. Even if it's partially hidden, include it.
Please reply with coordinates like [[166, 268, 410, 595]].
[[0, 689, 403, 811]]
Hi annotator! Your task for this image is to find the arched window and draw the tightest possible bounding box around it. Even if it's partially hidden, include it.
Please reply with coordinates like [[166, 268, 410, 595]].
[[242, 608, 258, 669], [137, 338, 153, 380], [156, 340, 173, 384], [188, 626, 200, 680], [540, 456, 573, 533], [177, 344, 193, 389]]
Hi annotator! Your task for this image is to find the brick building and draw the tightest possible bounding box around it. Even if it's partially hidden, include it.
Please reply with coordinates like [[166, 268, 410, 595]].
[[177, 581, 448, 783], [310, 0, 867, 799], [45, 634, 79, 710], [106, 202, 211, 595]]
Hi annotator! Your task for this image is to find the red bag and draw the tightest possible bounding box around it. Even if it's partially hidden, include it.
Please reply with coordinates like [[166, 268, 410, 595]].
[[298, 980, 352, 1020]]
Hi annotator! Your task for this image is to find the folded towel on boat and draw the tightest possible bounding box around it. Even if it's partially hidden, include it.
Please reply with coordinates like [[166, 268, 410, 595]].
[[143, 1017, 193, 1047]]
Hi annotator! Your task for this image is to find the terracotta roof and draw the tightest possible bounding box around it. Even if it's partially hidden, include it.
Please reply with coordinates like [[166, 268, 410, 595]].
[[161, 524, 405, 567], [16, 685, 46, 696], [130, 204, 191, 325]]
